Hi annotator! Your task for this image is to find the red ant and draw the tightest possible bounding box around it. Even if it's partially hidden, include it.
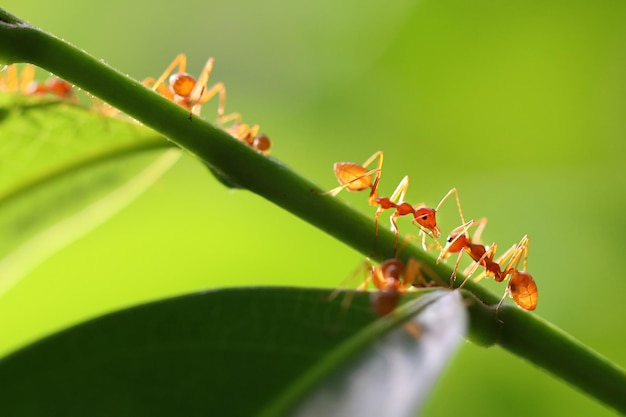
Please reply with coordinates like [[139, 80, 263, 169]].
[[1, 64, 74, 99], [224, 122, 271, 155], [332, 256, 433, 319], [144, 54, 271, 153], [326, 151, 464, 250], [438, 219, 538, 313], [143, 53, 239, 122], [331, 232, 447, 319]]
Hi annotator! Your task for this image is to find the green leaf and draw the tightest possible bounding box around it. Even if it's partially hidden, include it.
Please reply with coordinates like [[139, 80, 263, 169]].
[[0, 287, 463, 417], [0, 92, 176, 294]]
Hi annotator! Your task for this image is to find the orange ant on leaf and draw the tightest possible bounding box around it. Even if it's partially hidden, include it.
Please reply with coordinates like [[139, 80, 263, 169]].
[[325, 151, 464, 251], [438, 219, 538, 314]]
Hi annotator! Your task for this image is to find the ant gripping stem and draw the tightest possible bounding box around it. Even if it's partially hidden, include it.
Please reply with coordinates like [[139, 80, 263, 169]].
[[143, 54, 239, 122], [326, 151, 466, 252], [440, 222, 538, 315]]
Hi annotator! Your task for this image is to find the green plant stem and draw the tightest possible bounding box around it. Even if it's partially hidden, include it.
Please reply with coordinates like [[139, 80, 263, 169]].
[[1, 8, 625, 414]]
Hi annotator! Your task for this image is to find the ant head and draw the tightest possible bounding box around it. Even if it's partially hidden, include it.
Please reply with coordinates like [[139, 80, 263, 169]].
[[445, 233, 469, 254], [509, 271, 538, 311], [413, 207, 440, 238], [333, 162, 373, 192], [169, 72, 196, 97]]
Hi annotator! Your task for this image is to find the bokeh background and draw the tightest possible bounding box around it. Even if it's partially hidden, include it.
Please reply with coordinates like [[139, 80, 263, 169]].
[[1, 0, 625, 416]]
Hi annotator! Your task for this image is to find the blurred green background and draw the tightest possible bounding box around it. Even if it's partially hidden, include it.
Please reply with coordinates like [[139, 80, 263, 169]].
[[1, 0, 625, 415]]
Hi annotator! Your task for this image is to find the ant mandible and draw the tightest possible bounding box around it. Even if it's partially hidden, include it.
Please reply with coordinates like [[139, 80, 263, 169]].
[[325, 151, 464, 251], [143, 53, 239, 122]]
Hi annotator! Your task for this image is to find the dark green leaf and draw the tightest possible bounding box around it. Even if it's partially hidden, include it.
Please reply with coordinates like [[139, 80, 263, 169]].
[[0, 287, 462, 417]]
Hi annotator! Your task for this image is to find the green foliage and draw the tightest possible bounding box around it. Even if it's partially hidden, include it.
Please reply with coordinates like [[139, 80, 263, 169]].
[[0, 288, 466, 416]]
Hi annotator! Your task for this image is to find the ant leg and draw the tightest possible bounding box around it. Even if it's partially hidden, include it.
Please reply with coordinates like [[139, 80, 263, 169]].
[[494, 288, 509, 323], [378, 176, 412, 251], [19, 64, 35, 93], [387, 175, 410, 205], [374, 206, 385, 235], [219, 111, 243, 125], [364, 151, 385, 200], [389, 213, 401, 253], [228, 123, 268, 153], [405, 258, 444, 288], [327, 259, 371, 304], [231, 123, 263, 150], [193, 82, 238, 122], [5, 64, 18, 91], [225, 123, 250, 140], [404, 258, 426, 287], [472, 242, 519, 285], [151, 53, 187, 92], [435, 187, 466, 225], [341, 261, 387, 312], [396, 234, 419, 258], [189, 57, 215, 99], [439, 220, 479, 286], [521, 235, 530, 271], [470, 217, 488, 244], [383, 175, 410, 235], [188, 57, 230, 119], [447, 252, 466, 288], [512, 235, 530, 271], [324, 166, 382, 197], [500, 235, 530, 277], [242, 124, 261, 142], [493, 243, 517, 267], [360, 151, 384, 175]]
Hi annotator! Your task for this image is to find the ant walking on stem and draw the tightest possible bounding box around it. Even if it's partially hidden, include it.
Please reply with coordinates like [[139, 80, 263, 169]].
[[144, 54, 272, 153], [325, 151, 464, 251], [438, 219, 538, 314], [143, 53, 239, 122], [224, 122, 272, 155]]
